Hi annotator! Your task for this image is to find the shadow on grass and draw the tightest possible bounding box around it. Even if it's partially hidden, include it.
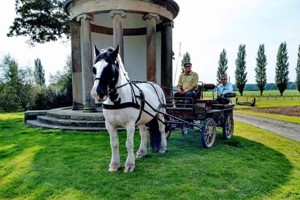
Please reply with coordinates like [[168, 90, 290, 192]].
[[0, 119, 293, 200]]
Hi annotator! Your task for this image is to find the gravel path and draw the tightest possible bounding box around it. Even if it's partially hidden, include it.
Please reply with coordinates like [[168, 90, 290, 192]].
[[234, 113, 300, 142]]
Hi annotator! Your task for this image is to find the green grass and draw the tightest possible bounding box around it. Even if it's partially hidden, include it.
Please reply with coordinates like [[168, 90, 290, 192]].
[[1, 113, 300, 199]]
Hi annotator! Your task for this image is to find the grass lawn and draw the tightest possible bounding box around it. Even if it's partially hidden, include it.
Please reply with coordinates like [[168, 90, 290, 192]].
[[1, 113, 300, 200]]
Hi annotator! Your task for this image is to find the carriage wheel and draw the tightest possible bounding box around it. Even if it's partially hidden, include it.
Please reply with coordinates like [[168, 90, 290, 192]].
[[200, 118, 216, 148], [222, 111, 234, 139]]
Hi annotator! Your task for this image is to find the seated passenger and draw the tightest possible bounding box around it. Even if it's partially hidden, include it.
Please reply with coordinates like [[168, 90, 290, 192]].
[[174, 62, 199, 102], [216, 75, 233, 103]]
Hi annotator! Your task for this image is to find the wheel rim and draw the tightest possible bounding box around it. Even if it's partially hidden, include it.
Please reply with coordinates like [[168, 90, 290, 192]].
[[203, 119, 216, 147], [225, 116, 233, 138]]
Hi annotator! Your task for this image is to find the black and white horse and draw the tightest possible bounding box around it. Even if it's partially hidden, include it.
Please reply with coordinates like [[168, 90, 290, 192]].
[[91, 46, 167, 172]]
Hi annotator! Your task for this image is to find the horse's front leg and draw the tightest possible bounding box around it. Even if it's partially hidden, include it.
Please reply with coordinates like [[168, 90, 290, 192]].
[[124, 122, 136, 172], [106, 122, 120, 172], [136, 125, 147, 158]]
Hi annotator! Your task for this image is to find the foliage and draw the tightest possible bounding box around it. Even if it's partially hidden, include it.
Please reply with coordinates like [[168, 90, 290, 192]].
[[31, 56, 72, 110], [255, 44, 267, 96], [235, 44, 248, 96], [7, 0, 70, 45], [180, 52, 191, 73], [1, 113, 300, 199], [275, 42, 289, 96], [34, 58, 45, 86], [49, 56, 72, 94], [296, 44, 300, 93], [0, 54, 72, 112], [216, 49, 228, 84], [31, 85, 71, 110], [0, 55, 34, 111], [181, 52, 191, 67]]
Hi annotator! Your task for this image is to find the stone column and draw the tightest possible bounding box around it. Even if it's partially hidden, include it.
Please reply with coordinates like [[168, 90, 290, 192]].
[[70, 21, 83, 110], [143, 13, 159, 82], [76, 14, 95, 112], [161, 20, 174, 98], [110, 10, 126, 61]]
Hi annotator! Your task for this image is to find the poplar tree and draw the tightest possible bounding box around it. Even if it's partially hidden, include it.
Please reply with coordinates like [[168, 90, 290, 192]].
[[181, 52, 191, 72], [255, 44, 267, 95], [216, 49, 228, 84], [296, 44, 300, 93], [275, 42, 289, 96], [235, 44, 247, 96], [34, 58, 45, 86]]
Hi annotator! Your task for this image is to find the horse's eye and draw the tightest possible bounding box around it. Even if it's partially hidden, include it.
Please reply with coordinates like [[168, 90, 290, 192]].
[[92, 67, 96, 75]]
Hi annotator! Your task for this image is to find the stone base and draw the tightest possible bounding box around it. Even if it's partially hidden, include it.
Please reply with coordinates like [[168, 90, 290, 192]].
[[25, 107, 106, 131]]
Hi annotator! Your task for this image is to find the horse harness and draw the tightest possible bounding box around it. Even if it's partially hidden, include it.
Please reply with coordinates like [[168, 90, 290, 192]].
[[102, 75, 163, 124]]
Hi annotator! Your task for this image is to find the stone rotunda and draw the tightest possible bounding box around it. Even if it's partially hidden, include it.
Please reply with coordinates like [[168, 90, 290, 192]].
[[65, 0, 179, 111], [25, 0, 180, 131]]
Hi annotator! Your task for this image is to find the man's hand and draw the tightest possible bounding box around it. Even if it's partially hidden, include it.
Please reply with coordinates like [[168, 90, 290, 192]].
[[178, 89, 185, 94]]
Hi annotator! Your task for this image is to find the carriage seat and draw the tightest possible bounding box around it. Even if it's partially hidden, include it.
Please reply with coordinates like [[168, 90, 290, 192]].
[[194, 83, 216, 100], [215, 92, 236, 104], [223, 93, 236, 98]]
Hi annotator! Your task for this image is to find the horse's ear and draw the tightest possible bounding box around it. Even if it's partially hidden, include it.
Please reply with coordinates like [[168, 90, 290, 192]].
[[94, 45, 100, 57], [110, 45, 119, 60]]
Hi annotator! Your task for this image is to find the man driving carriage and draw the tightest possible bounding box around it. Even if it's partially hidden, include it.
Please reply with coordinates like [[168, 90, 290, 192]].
[[174, 62, 199, 101]]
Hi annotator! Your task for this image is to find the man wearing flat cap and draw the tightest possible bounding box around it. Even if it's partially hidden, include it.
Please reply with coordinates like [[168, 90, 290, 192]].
[[174, 62, 199, 101]]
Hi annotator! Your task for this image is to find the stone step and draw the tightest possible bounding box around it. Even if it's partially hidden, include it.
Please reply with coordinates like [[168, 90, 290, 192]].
[[26, 119, 105, 132], [37, 115, 106, 128], [47, 107, 105, 121], [25, 107, 107, 131]]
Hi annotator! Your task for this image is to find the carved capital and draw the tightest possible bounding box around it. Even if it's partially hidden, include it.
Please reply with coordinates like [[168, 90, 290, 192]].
[[76, 14, 93, 22], [142, 13, 160, 21], [109, 10, 126, 18]]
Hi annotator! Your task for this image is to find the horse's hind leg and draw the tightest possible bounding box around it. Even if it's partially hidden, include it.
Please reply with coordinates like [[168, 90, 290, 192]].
[[124, 122, 136, 172], [158, 112, 167, 153], [136, 125, 147, 158], [106, 122, 120, 172]]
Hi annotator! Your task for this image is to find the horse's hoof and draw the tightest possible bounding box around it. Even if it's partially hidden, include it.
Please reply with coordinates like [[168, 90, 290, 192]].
[[136, 150, 146, 158], [108, 167, 119, 172], [124, 163, 135, 172], [159, 147, 167, 153], [109, 163, 120, 172]]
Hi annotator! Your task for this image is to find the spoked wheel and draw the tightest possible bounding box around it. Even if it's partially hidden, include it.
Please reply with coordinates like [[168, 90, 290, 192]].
[[222, 111, 234, 139], [200, 118, 216, 148]]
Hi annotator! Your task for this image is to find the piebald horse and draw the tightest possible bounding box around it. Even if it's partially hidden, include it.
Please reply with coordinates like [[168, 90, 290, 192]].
[[91, 46, 167, 172]]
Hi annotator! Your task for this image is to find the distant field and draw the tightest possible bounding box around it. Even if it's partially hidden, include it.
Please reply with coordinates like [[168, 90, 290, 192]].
[[203, 90, 300, 102]]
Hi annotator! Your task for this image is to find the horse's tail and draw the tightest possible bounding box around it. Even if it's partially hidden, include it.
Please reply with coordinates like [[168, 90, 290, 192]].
[[147, 118, 161, 152]]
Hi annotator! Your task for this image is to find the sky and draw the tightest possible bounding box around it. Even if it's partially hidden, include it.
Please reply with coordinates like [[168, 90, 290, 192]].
[[1, 0, 300, 85]]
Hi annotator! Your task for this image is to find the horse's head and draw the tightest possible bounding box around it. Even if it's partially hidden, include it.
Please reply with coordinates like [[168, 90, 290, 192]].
[[91, 45, 119, 101]]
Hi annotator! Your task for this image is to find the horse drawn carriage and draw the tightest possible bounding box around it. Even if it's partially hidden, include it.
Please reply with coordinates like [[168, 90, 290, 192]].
[[164, 82, 236, 148], [91, 45, 236, 172]]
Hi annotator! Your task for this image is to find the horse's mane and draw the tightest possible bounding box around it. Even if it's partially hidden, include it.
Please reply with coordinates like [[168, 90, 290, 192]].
[[116, 54, 130, 80]]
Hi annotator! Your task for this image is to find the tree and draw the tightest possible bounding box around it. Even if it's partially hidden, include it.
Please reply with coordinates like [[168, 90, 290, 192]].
[[0, 55, 34, 111], [34, 58, 45, 86], [49, 56, 73, 106], [275, 42, 289, 96], [181, 52, 191, 72], [235, 44, 248, 95], [255, 44, 267, 96], [296, 44, 300, 93], [216, 49, 228, 84], [7, 0, 70, 45]]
